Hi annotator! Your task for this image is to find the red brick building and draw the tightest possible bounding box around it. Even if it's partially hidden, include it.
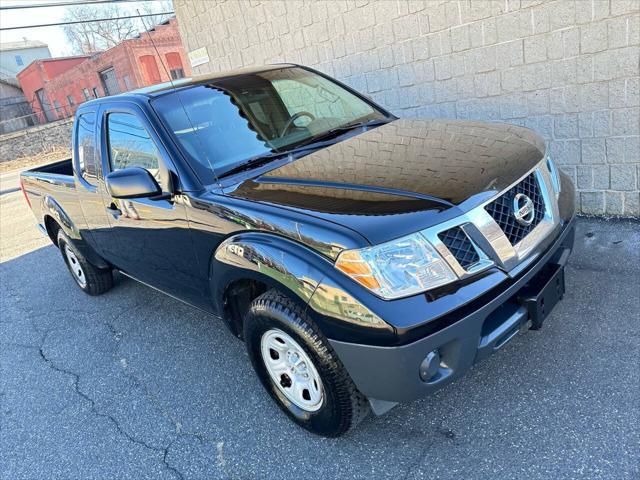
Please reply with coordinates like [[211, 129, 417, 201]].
[[18, 18, 190, 124]]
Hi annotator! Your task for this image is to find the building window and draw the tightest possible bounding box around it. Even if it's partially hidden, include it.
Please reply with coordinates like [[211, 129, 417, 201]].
[[15, 55, 23, 66], [82, 88, 90, 101], [67, 95, 75, 106], [170, 68, 185, 80], [92, 87, 100, 98], [165, 52, 185, 80]]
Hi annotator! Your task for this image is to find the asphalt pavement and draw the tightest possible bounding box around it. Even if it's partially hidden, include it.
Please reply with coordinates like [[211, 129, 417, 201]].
[[1, 188, 638, 480]]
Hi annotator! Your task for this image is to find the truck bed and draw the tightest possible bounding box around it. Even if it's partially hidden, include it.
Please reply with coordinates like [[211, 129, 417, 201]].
[[26, 158, 74, 176], [20, 159, 77, 234]]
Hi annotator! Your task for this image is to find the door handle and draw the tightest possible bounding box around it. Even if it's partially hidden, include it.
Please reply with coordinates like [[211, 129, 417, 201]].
[[106, 203, 122, 219]]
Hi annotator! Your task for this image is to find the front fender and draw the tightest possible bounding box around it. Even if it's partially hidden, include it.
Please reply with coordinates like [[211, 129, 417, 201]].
[[557, 169, 576, 222], [212, 232, 327, 317], [212, 232, 396, 343]]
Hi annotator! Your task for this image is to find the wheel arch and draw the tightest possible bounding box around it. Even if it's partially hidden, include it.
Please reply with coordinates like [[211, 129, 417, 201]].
[[41, 195, 79, 241], [44, 214, 62, 246], [211, 232, 329, 339], [41, 197, 110, 270]]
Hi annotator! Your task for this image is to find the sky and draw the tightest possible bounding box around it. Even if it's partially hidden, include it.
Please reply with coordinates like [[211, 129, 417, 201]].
[[0, 0, 174, 57]]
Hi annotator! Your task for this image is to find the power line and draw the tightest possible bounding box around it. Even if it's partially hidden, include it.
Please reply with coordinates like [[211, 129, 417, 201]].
[[0, 0, 162, 10], [0, 11, 175, 31]]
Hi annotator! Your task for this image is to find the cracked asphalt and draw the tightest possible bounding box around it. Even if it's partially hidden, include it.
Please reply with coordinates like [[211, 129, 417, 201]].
[[1, 187, 639, 480]]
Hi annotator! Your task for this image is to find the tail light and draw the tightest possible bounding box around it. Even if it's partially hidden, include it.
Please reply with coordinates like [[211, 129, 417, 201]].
[[20, 178, 31, 208]]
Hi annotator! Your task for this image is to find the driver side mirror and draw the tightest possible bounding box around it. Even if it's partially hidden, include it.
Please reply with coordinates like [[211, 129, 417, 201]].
[[105, 167, 162, 199]]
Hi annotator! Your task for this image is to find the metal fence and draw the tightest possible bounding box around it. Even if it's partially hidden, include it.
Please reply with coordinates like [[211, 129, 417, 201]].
[[0, 103, 74, 137]]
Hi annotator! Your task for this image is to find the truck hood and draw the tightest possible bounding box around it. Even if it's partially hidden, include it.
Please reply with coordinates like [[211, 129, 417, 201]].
[[226, 118, 545, 245]]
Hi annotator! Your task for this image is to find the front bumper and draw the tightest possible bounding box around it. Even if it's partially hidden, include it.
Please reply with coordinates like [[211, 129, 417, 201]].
[[328, 217, 576, 408]]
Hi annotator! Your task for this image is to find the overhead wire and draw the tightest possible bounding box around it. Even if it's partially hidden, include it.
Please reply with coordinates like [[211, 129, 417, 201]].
[[1, 12, 176, 31], [0, 0, 162, 10]]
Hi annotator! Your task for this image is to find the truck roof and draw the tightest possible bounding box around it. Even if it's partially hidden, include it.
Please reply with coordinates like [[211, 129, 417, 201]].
[[83, 64, 298, 107]]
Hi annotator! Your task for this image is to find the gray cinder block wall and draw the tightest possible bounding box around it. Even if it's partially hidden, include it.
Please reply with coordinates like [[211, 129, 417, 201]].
[[173, 0, 640, 216]]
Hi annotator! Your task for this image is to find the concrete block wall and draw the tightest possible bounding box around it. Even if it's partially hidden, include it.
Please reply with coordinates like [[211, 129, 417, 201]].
[[173, 0, 640, 216]]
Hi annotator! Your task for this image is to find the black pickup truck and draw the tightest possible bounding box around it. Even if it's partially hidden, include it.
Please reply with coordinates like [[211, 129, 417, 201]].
[[21, 64, 575, 437]]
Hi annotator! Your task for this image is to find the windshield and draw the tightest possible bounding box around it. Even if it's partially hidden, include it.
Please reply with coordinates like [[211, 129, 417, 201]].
[[151, 67, 387, 180]]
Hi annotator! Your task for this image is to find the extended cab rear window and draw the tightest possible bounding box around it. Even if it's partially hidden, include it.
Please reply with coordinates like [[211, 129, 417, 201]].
[[76, 113, 98, 186]]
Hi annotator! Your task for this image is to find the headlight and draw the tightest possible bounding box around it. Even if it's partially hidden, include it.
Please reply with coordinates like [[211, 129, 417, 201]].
[[547, 155, 561, 197], [334, 233, 457, 300]]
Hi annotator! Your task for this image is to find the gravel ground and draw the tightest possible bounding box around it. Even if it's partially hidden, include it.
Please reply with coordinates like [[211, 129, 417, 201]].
[[1, 189, 638, 480]]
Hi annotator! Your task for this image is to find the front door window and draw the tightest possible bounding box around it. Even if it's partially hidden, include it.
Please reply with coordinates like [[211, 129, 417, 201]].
[[106, 112, 161, 183]]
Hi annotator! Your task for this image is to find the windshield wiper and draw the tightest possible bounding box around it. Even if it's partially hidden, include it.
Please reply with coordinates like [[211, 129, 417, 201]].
[[219, 141, 328, 178], [294, 118, 389, 149], [219, 151, 289, 178], [332, 118, 389, 133], [219, 119, 389, 178]]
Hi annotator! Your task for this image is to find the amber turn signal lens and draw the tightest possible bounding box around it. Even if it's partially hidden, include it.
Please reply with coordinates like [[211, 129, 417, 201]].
[[335, 252, 381, 290]]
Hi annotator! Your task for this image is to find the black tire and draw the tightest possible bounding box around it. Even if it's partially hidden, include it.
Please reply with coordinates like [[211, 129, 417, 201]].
[[57, 230, 113, 296], [244, 289, 370, 437]]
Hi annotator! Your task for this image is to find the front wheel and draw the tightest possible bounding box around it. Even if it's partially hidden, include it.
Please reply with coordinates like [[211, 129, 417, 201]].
[[244, 290, 370, 437], [57, 230, 113, 295]]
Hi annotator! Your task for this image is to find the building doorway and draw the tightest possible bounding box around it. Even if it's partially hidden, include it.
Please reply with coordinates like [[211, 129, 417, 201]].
[[140, 55, 161, 85], [35, 88, 56, 122], [100, 68, 120, 96]]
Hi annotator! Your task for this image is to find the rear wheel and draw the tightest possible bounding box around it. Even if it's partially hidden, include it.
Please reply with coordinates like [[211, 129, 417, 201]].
[[57, 230, 113, 295], [244, 289, 370, 437]]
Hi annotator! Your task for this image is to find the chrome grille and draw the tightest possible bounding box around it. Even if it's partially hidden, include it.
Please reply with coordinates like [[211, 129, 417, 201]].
[[422, 161, 559, 278], [484, 173, 545, 245], [438, 227, 480, 270]]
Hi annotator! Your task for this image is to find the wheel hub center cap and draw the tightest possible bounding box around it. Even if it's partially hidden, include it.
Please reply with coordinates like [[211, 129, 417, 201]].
[[260, 329, 324, 412]]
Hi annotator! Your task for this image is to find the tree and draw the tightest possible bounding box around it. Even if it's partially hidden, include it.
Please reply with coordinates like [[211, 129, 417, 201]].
[[63, 4, 135, 54], [136, 1, 174, 31], [63, 1, 173, 55]]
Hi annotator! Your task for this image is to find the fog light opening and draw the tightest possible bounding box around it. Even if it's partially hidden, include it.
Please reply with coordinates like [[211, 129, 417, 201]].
[[419, 350, 441, 382]]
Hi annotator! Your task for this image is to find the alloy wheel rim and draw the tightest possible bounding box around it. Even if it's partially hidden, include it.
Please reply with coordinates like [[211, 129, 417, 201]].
[[64, 244, 87, 288], [260, 329, 324, 412]]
